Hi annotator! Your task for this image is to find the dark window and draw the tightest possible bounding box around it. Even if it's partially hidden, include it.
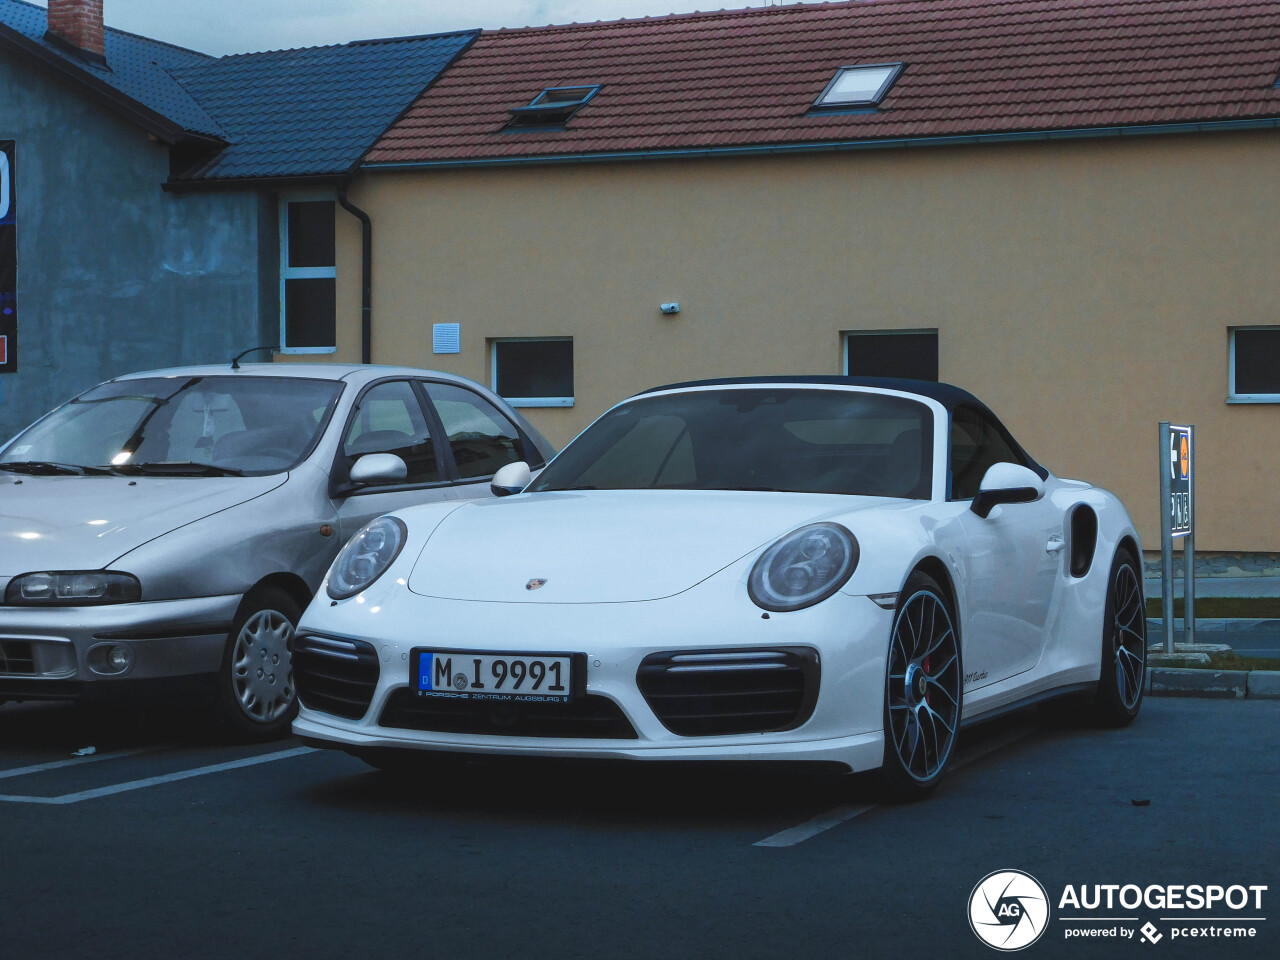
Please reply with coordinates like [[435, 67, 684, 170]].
[[493, 339, 573, 405], [284, 278, 336, 350], [424, 382, 524, 480], [343, 381, 440, 484], [845, 331, 938, 381], [1231, 328, 1280, 399], [949, 405, 1026, 500], [287, 201, 336, 268], [506, 86, 600, 129], [281, 198, 336, 351]]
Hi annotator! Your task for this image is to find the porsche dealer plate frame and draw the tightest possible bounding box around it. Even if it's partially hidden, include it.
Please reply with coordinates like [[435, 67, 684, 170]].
[[411, 649, 585, 702]]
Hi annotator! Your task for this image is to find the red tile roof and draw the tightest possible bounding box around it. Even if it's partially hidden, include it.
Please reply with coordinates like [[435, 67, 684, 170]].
[[367, 0, 1280, 166]]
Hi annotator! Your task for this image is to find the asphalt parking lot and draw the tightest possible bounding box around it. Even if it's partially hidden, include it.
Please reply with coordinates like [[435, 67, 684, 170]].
[[0, 696, 1275, 960]]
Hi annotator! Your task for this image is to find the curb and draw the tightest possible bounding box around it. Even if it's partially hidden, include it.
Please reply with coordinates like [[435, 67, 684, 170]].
[[1145, 667, 1280, 700]]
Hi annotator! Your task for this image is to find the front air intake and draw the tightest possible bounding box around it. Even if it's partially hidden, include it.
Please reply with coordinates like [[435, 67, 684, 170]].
[[294, 633, 380, 720], [636, 647, 820, 737]]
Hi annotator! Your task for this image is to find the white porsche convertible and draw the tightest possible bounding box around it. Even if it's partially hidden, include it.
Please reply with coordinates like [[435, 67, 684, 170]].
[[292, 377, 1145, 797]]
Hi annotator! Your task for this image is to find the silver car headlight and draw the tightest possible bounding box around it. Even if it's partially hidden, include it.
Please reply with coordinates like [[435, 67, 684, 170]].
[[748, 523, 859, 612], [4, 571, 141, 606], [327, 516, 408, 601]]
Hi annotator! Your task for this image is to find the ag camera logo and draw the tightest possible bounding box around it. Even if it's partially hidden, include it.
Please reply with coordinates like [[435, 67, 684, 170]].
[[969, 870, 1050, 951]]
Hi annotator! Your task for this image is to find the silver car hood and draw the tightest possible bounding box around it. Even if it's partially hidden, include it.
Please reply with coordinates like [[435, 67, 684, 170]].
[[0, 474, 286, 574]]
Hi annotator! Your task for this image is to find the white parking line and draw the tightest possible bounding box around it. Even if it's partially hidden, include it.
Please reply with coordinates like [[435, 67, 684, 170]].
[[0, 747, 154, 781], [752, 726, 1036, 848], [0, 746, 319, 805]]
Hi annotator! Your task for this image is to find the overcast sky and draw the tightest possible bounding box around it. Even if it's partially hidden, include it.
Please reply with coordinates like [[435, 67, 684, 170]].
[[31, 1, 831, 56]]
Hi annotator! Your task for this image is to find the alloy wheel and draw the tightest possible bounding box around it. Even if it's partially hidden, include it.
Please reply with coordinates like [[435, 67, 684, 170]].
[[887, 589, 961, 782]]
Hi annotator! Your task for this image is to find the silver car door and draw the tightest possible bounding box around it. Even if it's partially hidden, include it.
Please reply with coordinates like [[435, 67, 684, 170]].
[[333, 378, 458, 540]]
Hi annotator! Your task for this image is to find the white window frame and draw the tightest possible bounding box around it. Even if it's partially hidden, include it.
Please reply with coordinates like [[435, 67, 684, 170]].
[[490, 337, 574, 408], [1228, 325, 1280, 403], [842, 328, 939, 379], [279, 193, 337, 355], [813, 63, 906, 110]]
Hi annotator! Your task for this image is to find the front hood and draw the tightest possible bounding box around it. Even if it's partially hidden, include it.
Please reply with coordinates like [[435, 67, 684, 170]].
[[407, 490, 877, 603], [0, 474, 286, 574]]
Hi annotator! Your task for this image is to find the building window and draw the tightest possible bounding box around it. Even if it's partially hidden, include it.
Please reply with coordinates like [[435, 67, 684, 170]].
[[1229, 327, 1280, 402], [491, 338, 573, 407], [506, 86, 601, 130], [844, 330, 938, 381], [280, 198, 336, 353], [812, 63, 905, 112]]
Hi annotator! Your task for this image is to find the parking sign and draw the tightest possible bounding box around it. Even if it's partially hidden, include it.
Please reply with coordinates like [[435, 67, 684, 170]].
[[1168, 424, 1192, 537]]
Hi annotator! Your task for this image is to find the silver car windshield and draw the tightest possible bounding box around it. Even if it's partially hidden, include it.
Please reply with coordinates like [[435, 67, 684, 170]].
[[0, 376, 342, 477], [529, 388, 934, 498]]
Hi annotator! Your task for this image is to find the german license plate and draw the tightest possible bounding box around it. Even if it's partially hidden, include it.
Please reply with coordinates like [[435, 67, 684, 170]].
[[412, 650, 574, 702]]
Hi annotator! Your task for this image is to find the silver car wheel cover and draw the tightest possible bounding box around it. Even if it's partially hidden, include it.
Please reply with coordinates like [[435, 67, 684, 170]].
[[886, 588, 961, 783], [231, 609, 296, 723]]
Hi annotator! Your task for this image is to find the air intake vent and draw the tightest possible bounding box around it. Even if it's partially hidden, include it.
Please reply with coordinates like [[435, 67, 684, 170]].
[[294, 634, 379, 720], [379, 689, 637, 739], [0, 640, 36, 675], [636, 647, 820, 737]]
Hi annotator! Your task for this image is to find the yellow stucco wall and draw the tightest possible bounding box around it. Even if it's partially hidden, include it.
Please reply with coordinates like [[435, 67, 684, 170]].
[[328, 131, 1280, 552]]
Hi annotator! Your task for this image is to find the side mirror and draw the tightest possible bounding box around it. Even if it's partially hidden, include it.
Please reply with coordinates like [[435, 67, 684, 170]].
[[349, 453, 408, 486], [491, 460, 531, 497], [970, 462, 1045, 518]]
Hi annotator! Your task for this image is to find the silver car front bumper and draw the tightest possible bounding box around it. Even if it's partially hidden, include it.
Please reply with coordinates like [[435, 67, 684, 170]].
[[0, 594, 242, 700]]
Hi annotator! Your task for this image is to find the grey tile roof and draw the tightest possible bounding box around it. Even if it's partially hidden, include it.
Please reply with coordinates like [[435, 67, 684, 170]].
[[169, 32, 477, 181], [0, 0, 477, 183], [0, 0, 222, 137]]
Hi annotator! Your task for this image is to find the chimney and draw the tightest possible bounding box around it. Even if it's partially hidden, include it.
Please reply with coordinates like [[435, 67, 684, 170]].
[[45, 0, 107, 64]]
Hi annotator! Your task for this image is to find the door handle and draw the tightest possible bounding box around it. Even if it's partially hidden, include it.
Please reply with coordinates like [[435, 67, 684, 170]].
[[1045, 536, 1066, 554]]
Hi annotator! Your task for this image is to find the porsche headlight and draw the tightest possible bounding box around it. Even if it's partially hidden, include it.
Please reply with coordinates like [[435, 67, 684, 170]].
[[748, 523, 859, 612], [4, 571, 141, 606], [327, 516, 408, 600]]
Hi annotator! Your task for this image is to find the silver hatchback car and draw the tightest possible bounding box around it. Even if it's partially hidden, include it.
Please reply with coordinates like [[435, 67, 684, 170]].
[[0, 363, 554, 737]]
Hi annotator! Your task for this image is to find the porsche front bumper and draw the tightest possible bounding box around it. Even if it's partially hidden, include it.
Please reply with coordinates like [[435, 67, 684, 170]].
[[292, 582, 894, 773]]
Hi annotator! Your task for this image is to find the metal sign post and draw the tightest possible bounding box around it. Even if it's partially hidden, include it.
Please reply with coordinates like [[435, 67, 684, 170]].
[[1159, 422, 1195, 654]]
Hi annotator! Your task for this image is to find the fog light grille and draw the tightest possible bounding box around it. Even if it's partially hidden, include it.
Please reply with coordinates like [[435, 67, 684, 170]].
[[636, 647, 820, 737], [294, 634, 379, 720]]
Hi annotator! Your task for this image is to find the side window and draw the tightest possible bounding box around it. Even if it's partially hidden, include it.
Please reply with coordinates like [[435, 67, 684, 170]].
[[343, 381, 440, 484], [491, 338, 574, 406], [280, 198, 336, 353], [844, 330, 938, 381], [424, 382, 524, 480], [949, 406, 1023, 501]]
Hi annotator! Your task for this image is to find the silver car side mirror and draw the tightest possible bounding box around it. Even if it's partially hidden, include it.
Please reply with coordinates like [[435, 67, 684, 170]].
[[970, 462, 1045, 519], [349, 453, 408, 485], [491, 461, 531, 497]]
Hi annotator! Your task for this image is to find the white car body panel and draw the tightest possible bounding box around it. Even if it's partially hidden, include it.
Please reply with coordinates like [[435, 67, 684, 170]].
[[293, 380, 1143, 775]]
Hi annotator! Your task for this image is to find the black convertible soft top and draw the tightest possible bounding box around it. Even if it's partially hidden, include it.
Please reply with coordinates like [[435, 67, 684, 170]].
[[637, 375, 1048, 480]]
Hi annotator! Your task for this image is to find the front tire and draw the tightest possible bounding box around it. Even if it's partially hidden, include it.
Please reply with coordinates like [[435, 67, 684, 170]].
[[215, 586, 301, 740], [1087, 549, 1146, 727], [877, 571, 962, 800]]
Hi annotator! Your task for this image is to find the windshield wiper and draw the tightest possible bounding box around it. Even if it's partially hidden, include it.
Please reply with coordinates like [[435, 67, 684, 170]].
[[112, 461, 246, 478], [0, 461, 112, 476]]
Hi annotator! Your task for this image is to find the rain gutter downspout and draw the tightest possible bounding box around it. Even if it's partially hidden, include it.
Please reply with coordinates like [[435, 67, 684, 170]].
[[338, 185, 373, 364]]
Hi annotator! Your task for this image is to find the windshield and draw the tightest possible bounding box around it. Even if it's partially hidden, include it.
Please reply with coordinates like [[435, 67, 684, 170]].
[[1, 376, 342, 477], [528, 388, 934, 498]]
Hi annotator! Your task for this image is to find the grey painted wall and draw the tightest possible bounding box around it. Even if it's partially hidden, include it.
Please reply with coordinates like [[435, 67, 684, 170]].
[[0, 53, 272, 438]]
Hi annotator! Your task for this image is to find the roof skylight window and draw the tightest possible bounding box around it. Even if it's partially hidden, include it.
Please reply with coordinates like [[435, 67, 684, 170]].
[[506, 85, 601, 130], [812, 63, 905, 111]]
